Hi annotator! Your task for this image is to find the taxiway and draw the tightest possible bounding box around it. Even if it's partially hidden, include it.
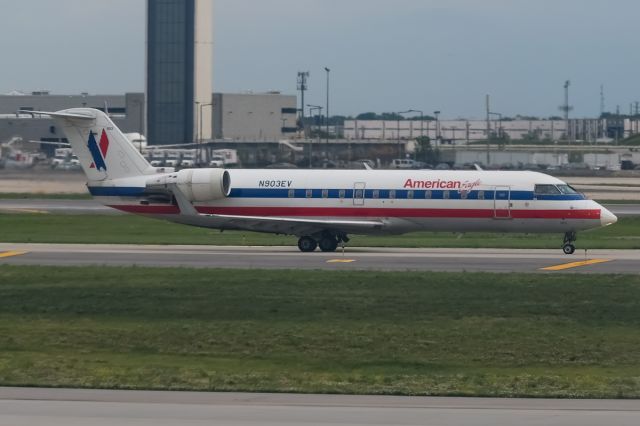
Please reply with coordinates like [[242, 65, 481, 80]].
[[1, 243, 639, 273], [1, 387, 639, 426]]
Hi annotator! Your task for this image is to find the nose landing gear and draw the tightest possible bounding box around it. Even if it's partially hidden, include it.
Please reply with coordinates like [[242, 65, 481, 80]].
[[562, 231, 576, 255]]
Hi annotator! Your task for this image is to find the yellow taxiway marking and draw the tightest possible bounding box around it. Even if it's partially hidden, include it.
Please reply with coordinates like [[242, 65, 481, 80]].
[[326, 259, 357, 263], [541, 258, 612, 271], [0, 250, 29, 259], [0, 208, 48, 214]]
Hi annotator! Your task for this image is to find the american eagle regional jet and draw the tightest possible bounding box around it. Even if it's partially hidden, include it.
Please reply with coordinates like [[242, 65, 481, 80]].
[[32, 108, 617, 254]]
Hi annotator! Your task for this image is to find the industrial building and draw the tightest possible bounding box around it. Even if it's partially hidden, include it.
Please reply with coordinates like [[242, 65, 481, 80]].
[[344, 118, 639, 144], [0, 91, 297, 149], [0, 92, 144, 150], [213, 92, 297, 140]]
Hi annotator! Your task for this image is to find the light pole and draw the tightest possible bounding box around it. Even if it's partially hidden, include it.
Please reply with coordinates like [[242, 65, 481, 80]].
[[324, 67, 330, 152], [398, 110, 413, 158], [489, 112, 502, 140], [307, 104, 323, 168], [194, 101, 200, 144], [132, 98, 144, 153], [199, 102, 212, 166], [433, 110, 441, 149], [408, 109, 424, 140]]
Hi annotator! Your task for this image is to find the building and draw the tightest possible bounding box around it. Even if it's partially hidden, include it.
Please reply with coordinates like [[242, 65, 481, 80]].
[[343, 118, 639, 144], [0, 92, 144, 152], [212, 92, 297, 140], [146, 0, 213, 145]]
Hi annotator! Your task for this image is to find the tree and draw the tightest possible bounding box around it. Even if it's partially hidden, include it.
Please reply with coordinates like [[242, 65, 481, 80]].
[[414, 136, 440, 165], [356, 112, 378, 120]]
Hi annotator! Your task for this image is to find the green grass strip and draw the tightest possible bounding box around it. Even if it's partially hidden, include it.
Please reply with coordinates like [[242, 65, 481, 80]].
[[1, 265, 640, 397], [0, 213, 639, 248]]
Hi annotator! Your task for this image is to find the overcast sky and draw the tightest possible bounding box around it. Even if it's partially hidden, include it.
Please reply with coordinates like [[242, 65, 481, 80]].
[[1, 0, 638, 118]]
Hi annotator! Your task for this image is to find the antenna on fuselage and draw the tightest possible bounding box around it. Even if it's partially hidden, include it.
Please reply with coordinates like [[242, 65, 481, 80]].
[[473, 163, 484, 171]]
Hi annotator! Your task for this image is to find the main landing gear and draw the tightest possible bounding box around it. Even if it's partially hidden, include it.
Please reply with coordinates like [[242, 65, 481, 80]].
[[562, 231, 577, 255], [297, 232, 349, 252]]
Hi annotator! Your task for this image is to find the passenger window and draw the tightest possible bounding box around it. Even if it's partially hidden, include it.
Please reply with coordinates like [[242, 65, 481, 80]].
[[306, 189, 313, 198], [322, 189, 328, 198], [443, 190, 449, 199], [373, 190, 379, 199], [477, 190, 484, 200], [425, 190, 431, 199], [339, 189, 346, 199], [534, 184, 561, 195], [389, 189, 396, 199], [460, 190, 467, 199], [407, 190, 414, 199], [288, 189, 295, 198]]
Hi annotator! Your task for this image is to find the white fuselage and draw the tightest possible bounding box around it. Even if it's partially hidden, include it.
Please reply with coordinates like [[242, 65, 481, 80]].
[[88, 169, 616, 236]]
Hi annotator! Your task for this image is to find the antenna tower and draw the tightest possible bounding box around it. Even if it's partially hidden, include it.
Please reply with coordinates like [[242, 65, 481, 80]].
[[559, 80, 573, 140], [297, 71, 309, 124]]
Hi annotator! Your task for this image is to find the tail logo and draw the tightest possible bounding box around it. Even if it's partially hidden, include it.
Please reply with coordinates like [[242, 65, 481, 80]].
[[87, 130, 109, 171]]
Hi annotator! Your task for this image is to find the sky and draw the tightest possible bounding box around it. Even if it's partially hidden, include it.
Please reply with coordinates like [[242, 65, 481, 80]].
[[1, 0, 639, 118]]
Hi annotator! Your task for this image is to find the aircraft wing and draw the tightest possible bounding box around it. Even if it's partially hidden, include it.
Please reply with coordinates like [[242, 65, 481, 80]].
[[167, 183, 386, 235], [210, 214, 386, 235]]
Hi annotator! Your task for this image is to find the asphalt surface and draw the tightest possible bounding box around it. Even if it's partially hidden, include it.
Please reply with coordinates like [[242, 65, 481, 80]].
[[1, 243, 639, 273], [0, 198, 120, 214], [1, 387, 639, 426], [0, 199, 639, 216]]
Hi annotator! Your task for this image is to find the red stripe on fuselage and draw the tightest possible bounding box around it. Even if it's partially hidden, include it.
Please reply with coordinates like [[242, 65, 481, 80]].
[[107, 205, 601, 220]]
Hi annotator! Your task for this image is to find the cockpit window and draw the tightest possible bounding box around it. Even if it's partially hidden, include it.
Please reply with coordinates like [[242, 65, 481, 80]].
[[534, 184, 561, 195], [557, 184, 579, 195]]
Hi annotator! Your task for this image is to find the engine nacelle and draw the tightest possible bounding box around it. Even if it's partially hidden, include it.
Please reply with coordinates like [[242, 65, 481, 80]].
[[146, 168, 231, 202]]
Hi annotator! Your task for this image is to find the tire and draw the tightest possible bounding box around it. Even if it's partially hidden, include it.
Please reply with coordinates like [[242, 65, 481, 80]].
[[562, 244, 575, 255], [319, 237, 338, 252], [298, 236, 317, 252]]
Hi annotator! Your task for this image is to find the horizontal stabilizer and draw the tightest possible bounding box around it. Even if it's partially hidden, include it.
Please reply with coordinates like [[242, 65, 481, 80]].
[[18, 110, 96, 120]]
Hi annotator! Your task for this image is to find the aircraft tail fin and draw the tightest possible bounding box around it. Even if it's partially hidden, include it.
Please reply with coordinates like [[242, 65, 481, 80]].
[[26, 108, 153, 181]]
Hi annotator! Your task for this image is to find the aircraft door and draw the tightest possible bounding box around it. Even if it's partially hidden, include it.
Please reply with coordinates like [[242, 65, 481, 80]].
[[353, 182, 366, 206], [493, 186, 511, 219]]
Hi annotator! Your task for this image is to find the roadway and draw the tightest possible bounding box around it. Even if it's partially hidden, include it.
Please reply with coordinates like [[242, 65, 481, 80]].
[[1, 243, 639, 273], [0, 387, 639, 426]]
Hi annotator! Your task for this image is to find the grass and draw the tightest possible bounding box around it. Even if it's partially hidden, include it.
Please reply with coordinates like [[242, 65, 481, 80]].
[[0, 266, 639, 397], [0, 212, 638, 249], [0, 192, 91, 200]]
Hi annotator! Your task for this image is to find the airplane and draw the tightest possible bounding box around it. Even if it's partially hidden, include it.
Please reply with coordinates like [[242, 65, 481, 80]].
[[0, 137, 37, 169], [24, 108, 617, 254]]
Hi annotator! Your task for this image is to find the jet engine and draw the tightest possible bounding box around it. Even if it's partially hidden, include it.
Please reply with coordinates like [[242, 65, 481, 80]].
[[146, 168, 231, 202]]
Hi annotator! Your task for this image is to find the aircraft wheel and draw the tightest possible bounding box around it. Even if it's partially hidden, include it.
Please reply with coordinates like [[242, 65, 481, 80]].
[[319, 237, 338, 252], [562, 243, 575, 255], [298, 236, 318, 252]]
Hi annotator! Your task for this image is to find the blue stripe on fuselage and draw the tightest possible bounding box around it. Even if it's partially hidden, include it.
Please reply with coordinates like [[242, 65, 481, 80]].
[[87, 186, 585, 201], [228, 188, 585, 201]]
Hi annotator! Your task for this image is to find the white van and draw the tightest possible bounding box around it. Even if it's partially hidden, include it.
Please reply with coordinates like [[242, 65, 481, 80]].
[[390, 158, 417, 169]]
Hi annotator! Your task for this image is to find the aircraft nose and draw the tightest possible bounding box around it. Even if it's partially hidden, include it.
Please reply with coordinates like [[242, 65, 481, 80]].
[[601, 207, 618, 226]]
